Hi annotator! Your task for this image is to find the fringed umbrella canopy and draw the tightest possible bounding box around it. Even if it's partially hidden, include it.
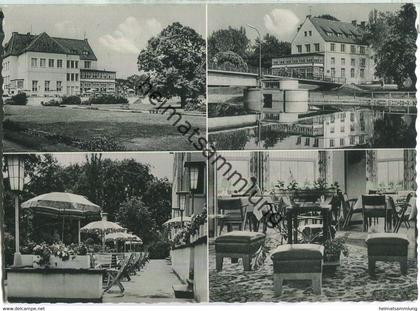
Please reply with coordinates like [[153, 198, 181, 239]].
[[80, 218, 126, 251], [80, 220, 125, 235], [21, 192, 101, 218], [105, 232, 142, 243], [163, 216, 192, 226]]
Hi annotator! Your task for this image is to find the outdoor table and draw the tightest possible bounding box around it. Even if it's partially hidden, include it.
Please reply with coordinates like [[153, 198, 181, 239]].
[[286, 202, 332, 244]]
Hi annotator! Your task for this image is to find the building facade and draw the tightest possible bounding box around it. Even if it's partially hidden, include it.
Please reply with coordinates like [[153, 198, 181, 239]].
[[3, 32, 116, 96], [272, 16, 375, 84]]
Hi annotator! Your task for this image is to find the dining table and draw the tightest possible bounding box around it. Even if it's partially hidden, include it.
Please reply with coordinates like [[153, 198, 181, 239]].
[[285, 201, 333, 244]]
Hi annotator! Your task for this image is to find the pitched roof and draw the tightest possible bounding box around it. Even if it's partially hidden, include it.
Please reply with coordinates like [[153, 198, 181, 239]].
[[4, 32, 97, 61], [309, 17, 366, 45]]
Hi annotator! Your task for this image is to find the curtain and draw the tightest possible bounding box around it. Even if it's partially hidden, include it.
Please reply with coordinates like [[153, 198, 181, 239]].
[[249, 152, 270, 191], [366, 150, 378, 190], [404, 149, 416, 190]]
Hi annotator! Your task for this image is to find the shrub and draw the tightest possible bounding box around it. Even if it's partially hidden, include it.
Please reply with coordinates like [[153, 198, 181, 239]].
[[62, 95, 81, 105], [42, 99, 61, 107], [78, 136, 126, 151], [9, 92, 28, 105], [214, 51, 248, 72], [184, 98, 206, 113], [87, 94, 129, 105], [148, 240, 170, 259], [208, 102, 248, 118]]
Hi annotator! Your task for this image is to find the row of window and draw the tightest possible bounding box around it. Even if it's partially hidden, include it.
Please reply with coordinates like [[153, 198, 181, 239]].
[[67, 73, 79, 82], [295, 135, 365, 147], [296, 43, 366, 54], [297, 43, 320, 53], [330, 57, 366, 67], [330, 67, 365, 79], [4, 61, 10, 71], [329, 121, 366, 134], [32, 80, 62, 92], [330, 112, 357, 123], [273, 56, 324, 65], [30, 58, 91, 69], [80, 71, 116, 80], [329, 135, 365, 147]]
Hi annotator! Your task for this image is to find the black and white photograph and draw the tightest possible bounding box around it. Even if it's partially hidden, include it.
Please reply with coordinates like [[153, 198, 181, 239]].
[[3, 152, 207, 303], [1, 4, 206, 152], [0, 1, 418, 310], [208, 149, 417, 302], [207, 3, 416, 150]]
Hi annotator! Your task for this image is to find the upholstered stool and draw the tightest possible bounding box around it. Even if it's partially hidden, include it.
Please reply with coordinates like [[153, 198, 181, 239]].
[[215, 231, 266, 271], [365, 233, 409, 276], [271, 244, 324, 295]]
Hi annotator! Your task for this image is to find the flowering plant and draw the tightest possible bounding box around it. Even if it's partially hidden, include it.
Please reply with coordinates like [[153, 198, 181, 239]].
[[170, 208, 207, 248], [32, 242, 89, 267], [33, 242, 53, 267]]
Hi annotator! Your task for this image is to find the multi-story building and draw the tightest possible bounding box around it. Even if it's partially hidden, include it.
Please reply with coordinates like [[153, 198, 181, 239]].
[[3, 32, 116, 96], [272, 16, 375, 84]]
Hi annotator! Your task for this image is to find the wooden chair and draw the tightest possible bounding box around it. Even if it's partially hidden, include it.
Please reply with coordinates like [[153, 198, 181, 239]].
[[361, 195, 387, 232], [393, 193, 414, 232], [103, 253, 134, 294], [94, 253, 113, 269], [218, 198, 246, 234]]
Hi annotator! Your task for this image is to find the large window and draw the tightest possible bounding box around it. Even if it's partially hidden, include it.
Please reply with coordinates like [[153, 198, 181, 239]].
[[268, 151, 318, 189], [31, 58, 37, 67], [216, 153, 250, 195], [40, 58, 46, 67], [330, 43, 335, 51], [377, 150, 404, 189], [314, 43, 320, 52], [48, 59, 54, 68]]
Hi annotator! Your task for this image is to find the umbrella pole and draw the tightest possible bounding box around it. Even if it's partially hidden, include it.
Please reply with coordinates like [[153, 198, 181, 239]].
[[102, 233, 105, 252], [62, 216, 65, 242], [78, 220, 81, 244]]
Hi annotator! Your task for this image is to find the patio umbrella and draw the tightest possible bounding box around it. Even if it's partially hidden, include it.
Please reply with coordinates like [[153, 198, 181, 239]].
[[80, 215, 125, 251], [163, 216, 192, 226], [105, 232, 142, 243], [21, 192, 101, 243]]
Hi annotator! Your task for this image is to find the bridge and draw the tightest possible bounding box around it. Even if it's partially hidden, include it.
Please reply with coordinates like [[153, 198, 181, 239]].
[[309, 96, 417, 113], [208, 64, 344, 88]]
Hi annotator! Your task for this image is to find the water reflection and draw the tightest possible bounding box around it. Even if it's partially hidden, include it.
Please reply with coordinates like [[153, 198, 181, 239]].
[[209, 110, 416, 150]]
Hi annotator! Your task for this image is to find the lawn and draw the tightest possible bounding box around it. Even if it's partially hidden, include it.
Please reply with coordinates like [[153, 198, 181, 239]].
[[4, 105, 206, 151]]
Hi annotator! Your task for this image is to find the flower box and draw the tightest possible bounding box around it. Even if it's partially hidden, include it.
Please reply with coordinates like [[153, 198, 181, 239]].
[[33, 255, 91, 269]]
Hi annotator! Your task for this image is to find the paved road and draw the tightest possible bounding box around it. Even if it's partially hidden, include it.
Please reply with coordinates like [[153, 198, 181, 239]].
[[103, 259, 194, 303]]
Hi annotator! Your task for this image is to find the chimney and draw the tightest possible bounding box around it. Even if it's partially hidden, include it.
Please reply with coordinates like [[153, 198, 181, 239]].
[[101, 212, 108, 221], [351, 20, 357, 26]]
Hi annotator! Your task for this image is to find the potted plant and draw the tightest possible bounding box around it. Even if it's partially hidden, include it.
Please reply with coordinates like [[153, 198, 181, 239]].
[[322, 237, 349, 274]]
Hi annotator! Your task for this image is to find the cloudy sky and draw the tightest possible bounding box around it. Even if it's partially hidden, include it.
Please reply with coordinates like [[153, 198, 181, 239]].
[[208, 3, 402, 41], [51, 152, 174, 181], [1, 4, 205, 78]]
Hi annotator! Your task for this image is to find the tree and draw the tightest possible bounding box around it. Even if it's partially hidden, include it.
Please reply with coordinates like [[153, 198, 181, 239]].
[[248, 34, 291, 68], [117, 196, 158, 246], [142, 178, 172, 230], [214, 51, 248, 71], [365, 4, 417, 89], [316, 14, 340, 21], [208, 26, 250, 60], [137, 22, 206, 107]]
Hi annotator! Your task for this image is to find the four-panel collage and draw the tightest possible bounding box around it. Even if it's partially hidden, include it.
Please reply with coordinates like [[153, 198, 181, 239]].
[[0, 1, 417, 306]]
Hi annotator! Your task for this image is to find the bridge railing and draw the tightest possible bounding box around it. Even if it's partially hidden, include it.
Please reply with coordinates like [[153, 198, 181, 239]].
[[209, 62, 345, 84], [208, 62, 272, 75]]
